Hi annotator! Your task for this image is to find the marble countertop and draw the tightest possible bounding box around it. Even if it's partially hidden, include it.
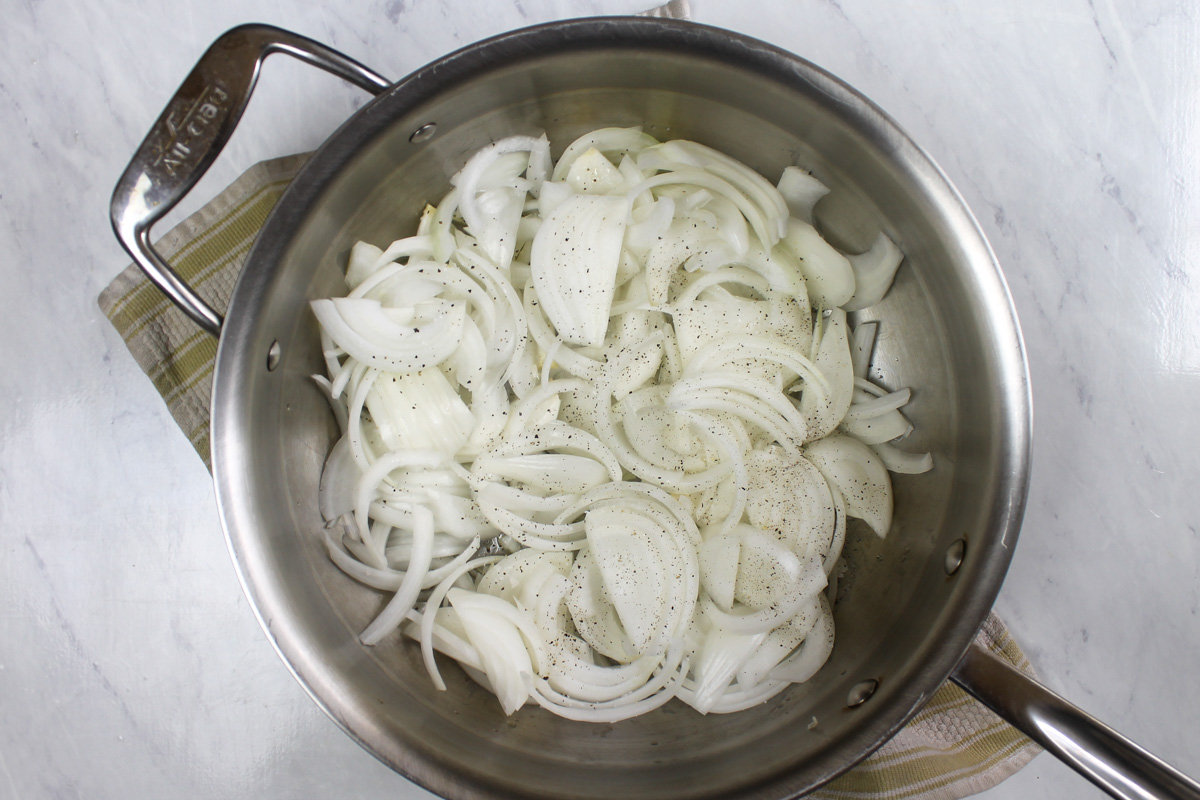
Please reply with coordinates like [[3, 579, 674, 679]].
[[2, 1, 1197, 798]]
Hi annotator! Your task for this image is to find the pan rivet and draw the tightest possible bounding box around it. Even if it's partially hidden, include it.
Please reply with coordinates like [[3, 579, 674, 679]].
[[846, 679, 878, 708], [410, 123, 437, 143], [266, 340, 282, 371], [944, 538, 967, 575]]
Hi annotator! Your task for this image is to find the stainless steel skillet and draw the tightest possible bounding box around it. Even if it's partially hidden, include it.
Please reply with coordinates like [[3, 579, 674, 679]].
[[111, 18, 1200, 800]]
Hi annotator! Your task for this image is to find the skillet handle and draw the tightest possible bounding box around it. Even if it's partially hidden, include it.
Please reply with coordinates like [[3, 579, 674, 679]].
[[951, 641, 1200, 800], [109, 23, 390, 338]]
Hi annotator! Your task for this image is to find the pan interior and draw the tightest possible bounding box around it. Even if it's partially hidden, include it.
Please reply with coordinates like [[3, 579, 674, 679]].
[[212, 20, 1028, 800]]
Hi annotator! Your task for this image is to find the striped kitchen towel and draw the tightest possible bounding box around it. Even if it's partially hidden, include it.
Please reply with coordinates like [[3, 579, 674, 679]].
[[99, 152, 307, 467], [98, 151, 1040, 800]]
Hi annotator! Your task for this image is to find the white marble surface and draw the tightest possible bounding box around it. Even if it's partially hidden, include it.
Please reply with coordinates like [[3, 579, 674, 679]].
[[1, 1, 1197, 798]]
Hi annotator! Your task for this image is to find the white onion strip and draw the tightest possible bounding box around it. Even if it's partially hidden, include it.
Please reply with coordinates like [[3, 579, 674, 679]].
[[419, 556, 505, 691], [360, 506, 436, 645]]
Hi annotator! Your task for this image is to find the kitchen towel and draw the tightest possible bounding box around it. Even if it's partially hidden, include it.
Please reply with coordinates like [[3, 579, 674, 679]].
[[99, 149, 1041, 800]]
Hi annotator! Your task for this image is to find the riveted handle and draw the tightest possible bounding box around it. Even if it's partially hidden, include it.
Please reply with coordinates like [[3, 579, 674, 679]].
[[952, 641, 1200, 800], [110, 23, 390, 337]]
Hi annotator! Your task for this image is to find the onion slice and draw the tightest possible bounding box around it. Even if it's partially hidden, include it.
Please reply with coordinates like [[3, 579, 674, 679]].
[[530, 194, 630, 346], [844, 232, 904, 312]]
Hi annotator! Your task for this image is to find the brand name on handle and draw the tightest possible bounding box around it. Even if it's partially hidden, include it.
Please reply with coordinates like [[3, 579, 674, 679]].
[[154, 84, 230, 177]]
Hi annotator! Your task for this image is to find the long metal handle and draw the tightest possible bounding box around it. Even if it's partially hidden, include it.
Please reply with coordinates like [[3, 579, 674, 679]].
[[951, 640, 1200, 800], [109, 23, 390, 337]]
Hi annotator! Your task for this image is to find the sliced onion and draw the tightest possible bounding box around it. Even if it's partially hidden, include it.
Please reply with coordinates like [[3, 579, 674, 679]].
[[310, 127, 924, 721], [625, 196, 676, 253], [360, 505, 436, 645], [318, 434, 360, 522], [702, 554, 826, 635], [418, 556, 503, 690], [776, 167, 830, 225], [804, 434, 893, 538], [850, 321, 878, 380], [364, 368, 475, 458], [585, 505, 672, 654], [537, 180, 574, 219], [699, 529, 741, 612], [646, 140, 788, 244], [871, 441, 934, 474], [452, 135, 543, 269], [311, 297, 465, 375], [476, 548, 574, 605], [746, 446, 835, 562], [474, 453, 612, 494], [552, 127, 659, 181], [344, 240, 383, 289], [642, 217, 710, 305], [781, 219, 855, 308], [769, 595, 835, 683], [565, 147, 625, 194], [823, 482, 848, 577], [627, 167, 777, 255], [842, 408, 913, 445], [736, 598, 821, 686], [687, 625, 767, 714], [531, 194, 630, 346], [844, 232, 904, 312], [448, 588, 537, 714], [799, 308, 854, 441], [672, 292, 812, 377]]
